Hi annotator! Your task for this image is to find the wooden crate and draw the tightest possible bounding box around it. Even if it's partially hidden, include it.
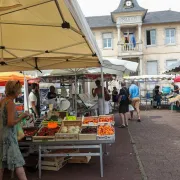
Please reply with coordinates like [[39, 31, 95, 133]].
[[68, 156, 91, 164], [82, 116, 99, 126], [41, 161, 67, 171], [42, 156, 71, 166], [33, 126, 60, 142], [55, 121, 81, 141], [79, 126, 97, 140], [79, 134, 97, 140], [99, 114, 115, 125], [22, 127, 39, 141], [97, 134, 115, 141]]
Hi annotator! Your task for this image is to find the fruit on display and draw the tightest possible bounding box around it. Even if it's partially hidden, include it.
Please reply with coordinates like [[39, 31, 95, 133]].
[[98, 125, 114, 136], [61, 126, 80, 134], [83, 117, 98, 124], [99, 116, 113, 123], [37, 127, 59, 136], [24, 129, 38, 137], [81, 127, 97, 134]]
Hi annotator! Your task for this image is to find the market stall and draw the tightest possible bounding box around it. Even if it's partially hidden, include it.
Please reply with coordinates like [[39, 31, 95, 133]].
[[124, 75, 175, 109], [0, 0, 116, 179], [19, 113, 115, 178]]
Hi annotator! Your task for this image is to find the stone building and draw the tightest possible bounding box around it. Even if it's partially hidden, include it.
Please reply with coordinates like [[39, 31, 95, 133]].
[[86, 0, 180, 75]]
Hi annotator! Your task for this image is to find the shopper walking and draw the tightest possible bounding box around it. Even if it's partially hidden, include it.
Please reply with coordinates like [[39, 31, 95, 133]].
[[154, 85, 162, 109], [112, 86, 118, 110], [118, 82, 129, 128], [0, 81, 29, 180], [129, 81, 141, 122], [92, 80, 110, 115]]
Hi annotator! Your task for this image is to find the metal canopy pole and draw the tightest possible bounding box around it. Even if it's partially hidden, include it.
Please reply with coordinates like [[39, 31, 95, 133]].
[[75, 70, 78, 116], [101, 66, 105, 115]]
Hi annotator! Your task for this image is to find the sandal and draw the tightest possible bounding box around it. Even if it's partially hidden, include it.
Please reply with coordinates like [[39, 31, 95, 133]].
[[118, 125, 126, 128]]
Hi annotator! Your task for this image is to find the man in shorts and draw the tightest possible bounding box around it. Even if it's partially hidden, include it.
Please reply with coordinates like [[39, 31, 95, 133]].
[[129, 81, 141, 122]]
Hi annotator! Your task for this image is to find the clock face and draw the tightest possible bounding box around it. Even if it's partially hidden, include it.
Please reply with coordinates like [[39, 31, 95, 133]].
[[126, 1, 132, 7]]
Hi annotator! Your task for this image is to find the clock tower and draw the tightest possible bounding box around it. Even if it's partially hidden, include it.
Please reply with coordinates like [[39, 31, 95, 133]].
[[111, 0, 147, 75], [124, 0, 134, 9]]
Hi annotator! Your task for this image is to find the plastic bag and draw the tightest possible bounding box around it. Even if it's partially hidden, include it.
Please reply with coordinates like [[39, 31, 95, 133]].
[[16, 122, 25, 141], [129, 104, 134, 112]]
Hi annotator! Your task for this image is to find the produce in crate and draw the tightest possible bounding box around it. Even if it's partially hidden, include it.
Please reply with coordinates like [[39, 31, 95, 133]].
[[24, 128, 38, 137], [98, 124, 114, 136], [37, 127, 59, 136], [61, 126, 80, 134], [81, 127, 97, 134], [99, 116, 113, 123], [83, 117, 98, 125]]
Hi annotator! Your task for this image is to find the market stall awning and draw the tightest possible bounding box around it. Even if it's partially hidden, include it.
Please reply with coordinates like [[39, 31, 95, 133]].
[[0, 0, 102, 72], [174, 76, 180, 83], [0, 72, 31, 85]]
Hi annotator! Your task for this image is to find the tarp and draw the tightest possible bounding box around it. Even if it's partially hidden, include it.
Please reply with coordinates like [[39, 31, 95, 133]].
[[0, 0, 102, 72], [0, 72, 30, 85]]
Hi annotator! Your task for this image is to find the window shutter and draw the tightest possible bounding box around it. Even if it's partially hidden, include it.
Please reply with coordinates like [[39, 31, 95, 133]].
[[171, 29, 175, 44], [147, 61, 158, 75], [165, 29, 170, 44], [150, 30, 156, 45], [166, 60, 177, 68]]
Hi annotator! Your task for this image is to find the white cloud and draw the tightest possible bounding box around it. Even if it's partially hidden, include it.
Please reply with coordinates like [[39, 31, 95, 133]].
[[77, 0, 180, 16]]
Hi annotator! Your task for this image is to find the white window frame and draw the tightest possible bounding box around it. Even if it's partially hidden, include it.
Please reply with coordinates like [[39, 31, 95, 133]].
[[102, 32, 113, 49], [146, 29, 156, 47], [166, 59, 177, 69], [165, 28, 176, 45], [146, 60, 158, 75]]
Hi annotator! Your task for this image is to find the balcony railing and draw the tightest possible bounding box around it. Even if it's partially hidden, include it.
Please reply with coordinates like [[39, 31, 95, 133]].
[[119, 42, 142, 53]]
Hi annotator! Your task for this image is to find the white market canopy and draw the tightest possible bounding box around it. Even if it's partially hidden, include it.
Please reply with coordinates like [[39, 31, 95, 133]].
[[165, 60, 180, 74], [88, 58, 139, 76], [124, 75, 175, 81], [103, 58, 138, 73], [50, 58, 139, 76], [0, 0, 102, 72]]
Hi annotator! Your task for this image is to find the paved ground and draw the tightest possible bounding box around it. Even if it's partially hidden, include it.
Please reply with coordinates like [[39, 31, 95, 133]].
[[4, 114, 141, 180], [129, 110, 180, 180]]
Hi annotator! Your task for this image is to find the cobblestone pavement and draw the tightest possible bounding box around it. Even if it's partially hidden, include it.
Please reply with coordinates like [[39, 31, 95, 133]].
[[129, 110, 180, 180]]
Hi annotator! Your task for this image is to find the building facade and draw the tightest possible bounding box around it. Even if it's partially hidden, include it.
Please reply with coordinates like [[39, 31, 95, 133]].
[[86, 0, 180, 75]]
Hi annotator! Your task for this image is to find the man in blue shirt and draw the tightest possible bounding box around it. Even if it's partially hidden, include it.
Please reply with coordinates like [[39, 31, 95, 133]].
[[129, 81, 141, 122]]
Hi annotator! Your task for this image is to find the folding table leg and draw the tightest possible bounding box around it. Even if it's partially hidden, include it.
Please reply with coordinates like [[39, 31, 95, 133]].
[[100, 144, 103, 177], [39, 145, 42, 179]]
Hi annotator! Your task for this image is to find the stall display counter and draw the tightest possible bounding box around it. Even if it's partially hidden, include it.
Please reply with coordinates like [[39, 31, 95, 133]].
[[19, 140, 115, 179]]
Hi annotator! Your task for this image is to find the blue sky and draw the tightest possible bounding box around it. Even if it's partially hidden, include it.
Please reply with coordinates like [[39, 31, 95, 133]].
[[77, 0, 180, 17]]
